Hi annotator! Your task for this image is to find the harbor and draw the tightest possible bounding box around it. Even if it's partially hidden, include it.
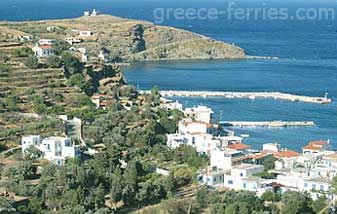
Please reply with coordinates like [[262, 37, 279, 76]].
[[140, 90, 332, 104], [220, 121, 316, 128]]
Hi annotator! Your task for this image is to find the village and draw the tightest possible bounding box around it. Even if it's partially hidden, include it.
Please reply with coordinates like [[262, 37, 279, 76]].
[[0, 8, 335, 214], [19, 94, 336, 205], [163, 100, 335, 201]]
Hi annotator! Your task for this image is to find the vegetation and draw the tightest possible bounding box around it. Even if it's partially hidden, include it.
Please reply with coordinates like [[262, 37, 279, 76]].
[[24, 55, 39, 69]]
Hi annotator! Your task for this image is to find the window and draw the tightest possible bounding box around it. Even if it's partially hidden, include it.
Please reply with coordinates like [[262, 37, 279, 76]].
[[243, 183, 247, 188], [47, 144, 50, 150], [240, 173, 243, 177], [312, 184, 316, 190], [214, 177, 217, 182], [228, 180, 233, 185], [320, 185, 324, 191], [304, 183, 308, 188]]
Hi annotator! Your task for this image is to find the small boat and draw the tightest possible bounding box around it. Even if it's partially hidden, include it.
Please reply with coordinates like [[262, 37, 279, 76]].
[[241, 134, 250, 138]]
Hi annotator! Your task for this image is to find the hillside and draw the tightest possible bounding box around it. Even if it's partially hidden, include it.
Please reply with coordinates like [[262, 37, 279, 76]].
[[0, 14, 246, 149], [0, 14, 246, 62]]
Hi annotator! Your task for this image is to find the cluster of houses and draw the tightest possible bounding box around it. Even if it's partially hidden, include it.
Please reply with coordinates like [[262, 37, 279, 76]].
[[30, 10, 106, 62], [21, 135, 81, 166], [31, 37, 111, 63], [165, 101, 336, 200]]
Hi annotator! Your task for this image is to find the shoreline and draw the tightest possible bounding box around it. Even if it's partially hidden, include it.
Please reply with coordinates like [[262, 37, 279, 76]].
[[140, 90, 332, 104]]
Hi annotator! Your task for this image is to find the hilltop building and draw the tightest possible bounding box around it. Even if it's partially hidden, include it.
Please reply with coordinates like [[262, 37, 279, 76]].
[[83, 9, 99, 17]]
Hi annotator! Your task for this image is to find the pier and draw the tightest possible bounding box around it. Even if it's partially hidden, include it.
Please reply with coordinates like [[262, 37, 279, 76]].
[[141, 90, 332, 104], [220, 121, 316, 128]]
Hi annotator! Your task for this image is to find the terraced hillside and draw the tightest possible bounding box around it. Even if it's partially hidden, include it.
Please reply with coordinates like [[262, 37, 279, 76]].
[[0, 66, 87, 112]]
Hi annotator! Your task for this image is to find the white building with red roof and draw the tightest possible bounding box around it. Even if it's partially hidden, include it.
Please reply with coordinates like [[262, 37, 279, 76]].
[[32, 44, 54, 58], [302, 140, 330, 155]]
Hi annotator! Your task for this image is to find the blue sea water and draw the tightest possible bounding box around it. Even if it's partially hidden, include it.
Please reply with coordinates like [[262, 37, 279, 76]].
[[0, 0, 336, 151]]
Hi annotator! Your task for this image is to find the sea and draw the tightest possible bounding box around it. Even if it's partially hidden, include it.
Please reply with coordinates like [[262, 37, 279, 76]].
[[0, 0, 336, 151]]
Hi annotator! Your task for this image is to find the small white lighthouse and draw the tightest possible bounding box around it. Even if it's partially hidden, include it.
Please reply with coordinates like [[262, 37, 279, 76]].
[[91, 9, 98, 16]]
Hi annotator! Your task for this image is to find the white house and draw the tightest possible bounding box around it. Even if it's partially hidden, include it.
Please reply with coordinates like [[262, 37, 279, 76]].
[[162, 99, 183, 111], [98, 47, 111, 62], [22, 135, 81, 166], [79, 30, 92, 37], [22, 135, 42, 153], [38, 39, 53, 45], [81, 53, 88, 62], [223, 164, 272, 196], [65, 37, 82, 45], [184, 105, 213, 123], [178, 118, 209, 135], [263, 143, 281, 153], [32, 44, 54, 58], [302, 140, 330, 155], [210, 147, 247, 170], [198, 167, 225, 187], [47, 26, 60, 31], [20, 35, 32, 42]]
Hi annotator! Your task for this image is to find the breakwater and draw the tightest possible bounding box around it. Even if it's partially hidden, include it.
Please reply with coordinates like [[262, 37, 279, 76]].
[[221, 121, 316, 128], [141, 90, 332, 104]]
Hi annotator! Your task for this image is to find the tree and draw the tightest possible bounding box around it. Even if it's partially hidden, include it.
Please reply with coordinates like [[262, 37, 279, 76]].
[[24, 55, 39, 69], [0, 51, 9, 63], [263, 156, 276, 171], [311, 195, 327, 214], [225, 202, 239, 214], [53, 40, 70, 55], [62, 52, 83, 76], [28, 197, 44, 214], [0, 196, 13, 213], [261, 190, 281, 202], [122, 161, 139, 204], [6, 95, 19, 111], [110, 167, 123, 210], [17, 161, 36, 180], [281, 191, 313, 214], [331, 176, 337, 195], [0, 64, 11, 74], [24, 146, 43, 160], [195, 187, 208, 208], [94, 184, 106, 208], [47, 55, 62, 68], [66, 73, 92, 93]]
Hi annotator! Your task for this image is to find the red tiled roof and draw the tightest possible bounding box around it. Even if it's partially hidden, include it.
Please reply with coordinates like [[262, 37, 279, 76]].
[[228, 143, 251, 150], [274, 150, 299, 158], [251, 152, 272, 160], [39, 45, 53, 50], [309, 141, 328, 145], [302, 141, 328, 151]]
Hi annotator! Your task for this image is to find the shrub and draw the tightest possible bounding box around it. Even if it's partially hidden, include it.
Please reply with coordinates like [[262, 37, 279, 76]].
[[24, 55, 39, 69]]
